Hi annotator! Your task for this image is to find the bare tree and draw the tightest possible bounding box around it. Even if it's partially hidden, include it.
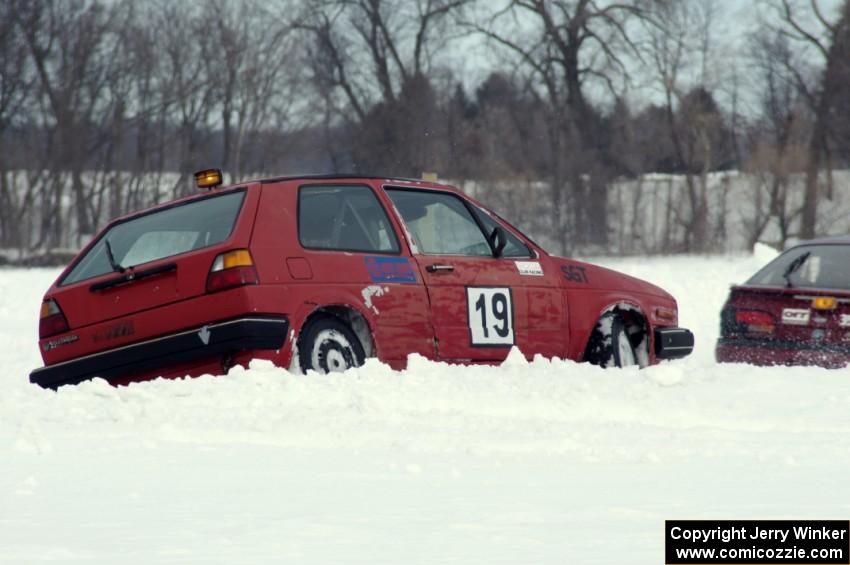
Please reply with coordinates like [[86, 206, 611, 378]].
[[474, 0, 648, 253], [644, 0, 734, 252], [111, 0, 170, 213], [6, 0, 850, 261], [295, 0, 472, 174], [774, 0, 850, 239], [199, 0, 300, 182], [742, 29, 813, 249], [0, 0, 37, 251], [150, 1, 218, 196], [13, 0, 118, 247]]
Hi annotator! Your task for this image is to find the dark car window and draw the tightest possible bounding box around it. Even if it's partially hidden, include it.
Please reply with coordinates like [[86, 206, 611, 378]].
[[747, 244, 850, 290], [62, 190, 246, 285], [299, 184, 399, 253], [386, 189, 491, 256], [472, 206, 533, 258]]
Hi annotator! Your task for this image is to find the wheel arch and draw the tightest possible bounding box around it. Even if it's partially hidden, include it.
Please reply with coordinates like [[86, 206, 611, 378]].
[[582, 301, 651, 367], [298, 303, 376, 358]]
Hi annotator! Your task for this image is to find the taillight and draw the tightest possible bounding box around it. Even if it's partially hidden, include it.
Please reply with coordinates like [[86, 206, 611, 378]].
[[812, 296, 837, 310], [734, 310, 775, 335], [39, 299, 69, 338], [206, 249, 258, 292]]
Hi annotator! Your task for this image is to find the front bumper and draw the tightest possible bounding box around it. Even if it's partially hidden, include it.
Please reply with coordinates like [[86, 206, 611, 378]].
[[716, 338, 850, 368], [654, 327, 695, 360], [30, 316, 289, 389]]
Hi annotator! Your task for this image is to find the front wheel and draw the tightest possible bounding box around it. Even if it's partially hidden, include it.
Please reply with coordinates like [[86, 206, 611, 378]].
[[584, 313, 637, 368], [297, 315, 365, 374]]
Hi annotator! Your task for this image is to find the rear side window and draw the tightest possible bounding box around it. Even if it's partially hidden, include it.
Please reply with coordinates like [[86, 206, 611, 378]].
[[747, 244, 850, 290], [298, 184, 399, 253], [62, 190, 245, 285]]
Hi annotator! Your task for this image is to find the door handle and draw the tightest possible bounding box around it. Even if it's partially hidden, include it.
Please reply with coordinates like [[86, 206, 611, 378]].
[[426, 264, 454, 273]]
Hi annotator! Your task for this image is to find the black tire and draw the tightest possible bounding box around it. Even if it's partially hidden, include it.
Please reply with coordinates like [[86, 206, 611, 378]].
[[584, 313, 637, 369], [297, 314, 366, 374]]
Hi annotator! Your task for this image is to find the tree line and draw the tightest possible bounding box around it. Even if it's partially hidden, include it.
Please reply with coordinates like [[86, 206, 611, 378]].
[[1, 0, 849, 260]]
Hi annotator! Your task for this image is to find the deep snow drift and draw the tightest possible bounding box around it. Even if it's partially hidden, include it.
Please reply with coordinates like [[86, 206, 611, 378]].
[[3, 248, 850, 564]]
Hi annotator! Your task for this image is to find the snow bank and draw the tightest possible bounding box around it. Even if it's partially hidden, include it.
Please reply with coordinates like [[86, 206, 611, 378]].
[[4, 251, 850, 564]]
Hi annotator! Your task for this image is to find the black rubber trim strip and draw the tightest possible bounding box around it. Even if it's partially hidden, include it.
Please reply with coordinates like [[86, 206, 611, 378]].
[[655, 327, 695, 359], [90, 262, 177, 292], [716, 337, 850, 354], [259, 173, 439, 185], [30, 316, 289, 389]]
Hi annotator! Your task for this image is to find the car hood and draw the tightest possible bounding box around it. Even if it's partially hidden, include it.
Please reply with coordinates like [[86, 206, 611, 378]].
[[551, 257, 675, 301]]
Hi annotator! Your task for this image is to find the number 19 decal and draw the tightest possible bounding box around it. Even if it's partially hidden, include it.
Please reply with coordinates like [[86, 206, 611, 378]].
[[466, 287, 514, 346]]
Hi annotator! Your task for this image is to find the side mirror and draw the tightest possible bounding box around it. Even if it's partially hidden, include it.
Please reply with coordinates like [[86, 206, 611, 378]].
[[489, 226, 507, 258]]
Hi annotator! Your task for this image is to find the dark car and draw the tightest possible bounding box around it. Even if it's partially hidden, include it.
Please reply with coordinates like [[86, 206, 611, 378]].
[[31, 171, 694, 389], [716, 237, 850, 367]]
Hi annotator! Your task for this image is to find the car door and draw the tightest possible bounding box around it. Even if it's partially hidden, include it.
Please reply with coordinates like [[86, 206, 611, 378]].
[[385, 187, 559, 362], [468, 204, 568, 361]]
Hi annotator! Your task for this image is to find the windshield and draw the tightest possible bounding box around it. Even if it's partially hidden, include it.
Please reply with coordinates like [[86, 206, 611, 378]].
[[61, 190, 246, 285], [746, 244, 850, 290]]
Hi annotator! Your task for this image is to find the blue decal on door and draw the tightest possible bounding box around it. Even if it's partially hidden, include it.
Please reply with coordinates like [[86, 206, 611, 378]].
[[364, 256, 417, 283]]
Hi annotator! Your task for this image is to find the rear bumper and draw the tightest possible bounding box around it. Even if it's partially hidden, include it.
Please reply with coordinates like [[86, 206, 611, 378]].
[[716, 338, 850, 368], [30, 316, 289, 389]]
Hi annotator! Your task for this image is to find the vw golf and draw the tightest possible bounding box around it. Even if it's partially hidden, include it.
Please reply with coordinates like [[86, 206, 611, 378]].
[[31, 172, 694, 388]]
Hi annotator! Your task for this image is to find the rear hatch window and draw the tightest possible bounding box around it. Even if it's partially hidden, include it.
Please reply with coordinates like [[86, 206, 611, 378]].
[[739, 244, 850, 345], [747, 244, 850, 290], [62, 190, 246, 286]]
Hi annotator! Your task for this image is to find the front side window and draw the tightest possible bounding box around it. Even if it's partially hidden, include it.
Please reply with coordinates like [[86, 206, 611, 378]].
[[386, 189, 491, 256], [472, 206, 533, 258], [298, 184, 399, 253], [747, 244, 850, 290], [62, 190, 246, 285]]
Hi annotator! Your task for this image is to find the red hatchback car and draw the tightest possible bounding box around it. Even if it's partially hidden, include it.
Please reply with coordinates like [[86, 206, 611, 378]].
[[717, 237, 850, 367], [31, 173, 693, 388]]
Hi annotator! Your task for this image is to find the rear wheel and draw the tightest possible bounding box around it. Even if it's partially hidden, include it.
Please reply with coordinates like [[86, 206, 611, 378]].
[[584, 313, 637, 368], [298, 315, 365, 374]]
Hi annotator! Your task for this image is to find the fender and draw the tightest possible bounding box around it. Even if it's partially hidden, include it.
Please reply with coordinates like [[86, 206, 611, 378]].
[[283, 283, 435, 369], [289, 288, 379, 346], [565, 289, 658, 361]]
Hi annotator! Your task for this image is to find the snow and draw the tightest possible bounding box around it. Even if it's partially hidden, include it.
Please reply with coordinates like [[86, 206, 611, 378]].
[[4, 251, 850, 564]]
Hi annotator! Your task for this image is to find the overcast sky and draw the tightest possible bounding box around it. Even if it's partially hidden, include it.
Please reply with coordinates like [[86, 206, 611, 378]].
[[442, 0, 844, 116]]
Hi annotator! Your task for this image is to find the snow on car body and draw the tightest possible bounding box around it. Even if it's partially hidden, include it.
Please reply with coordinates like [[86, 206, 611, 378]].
[[31, 173, 693, 388], [716, 237, 850, 368]]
